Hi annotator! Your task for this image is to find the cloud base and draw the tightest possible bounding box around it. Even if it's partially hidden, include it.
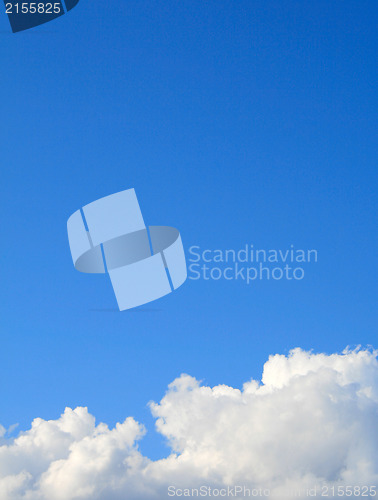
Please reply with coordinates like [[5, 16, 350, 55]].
[[1, 348, 377, 499]]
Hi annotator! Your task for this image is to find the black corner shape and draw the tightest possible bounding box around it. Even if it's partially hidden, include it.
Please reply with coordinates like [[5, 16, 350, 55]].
[[64, 0, 79, 11], [4, 0, 80, 33]]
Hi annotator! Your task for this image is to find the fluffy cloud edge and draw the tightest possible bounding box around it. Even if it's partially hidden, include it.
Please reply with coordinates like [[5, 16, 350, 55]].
[[0, 347, 377, 500]]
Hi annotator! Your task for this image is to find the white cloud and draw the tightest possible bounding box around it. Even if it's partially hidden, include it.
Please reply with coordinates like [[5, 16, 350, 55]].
[[1, 348, 377, 499]]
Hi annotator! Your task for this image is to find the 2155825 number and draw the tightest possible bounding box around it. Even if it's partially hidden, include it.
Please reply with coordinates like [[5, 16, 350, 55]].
[[5, 3, 62, 14]]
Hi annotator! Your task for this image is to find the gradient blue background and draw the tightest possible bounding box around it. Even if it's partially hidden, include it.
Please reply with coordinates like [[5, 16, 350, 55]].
[[0, 0, 377, 458]]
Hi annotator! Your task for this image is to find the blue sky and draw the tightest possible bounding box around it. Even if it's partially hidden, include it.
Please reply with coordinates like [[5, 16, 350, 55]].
[[0, 0, 377, 459]]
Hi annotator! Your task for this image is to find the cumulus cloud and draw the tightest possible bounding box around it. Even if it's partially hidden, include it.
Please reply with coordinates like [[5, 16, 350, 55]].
[[1, 348, 377, 499]]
